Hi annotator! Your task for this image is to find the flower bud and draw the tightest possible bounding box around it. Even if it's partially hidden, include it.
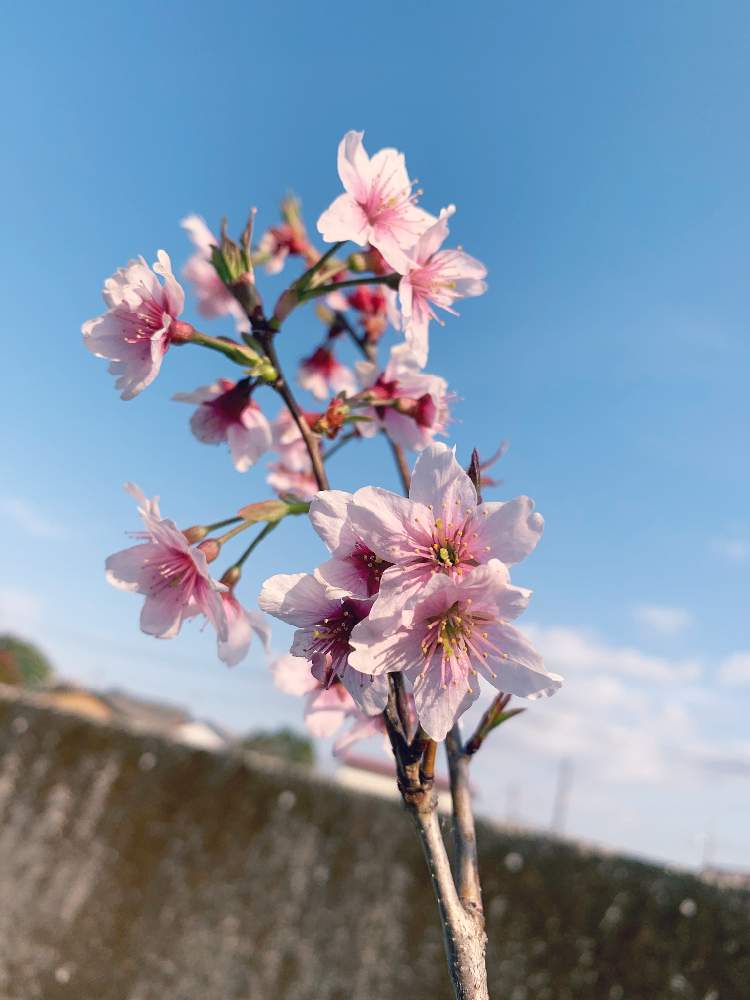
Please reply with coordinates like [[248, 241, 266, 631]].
[[197, 538, 221, 563], [236, 499, 290, 524], [347, 252, 367, 273], [182, 524, 209, 544], [220, 565, 242, 588]]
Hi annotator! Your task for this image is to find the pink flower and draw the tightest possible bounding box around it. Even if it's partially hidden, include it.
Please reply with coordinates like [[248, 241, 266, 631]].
[[82, 251, 185, 400], [271, 408, 311, 472], [395, 211, 487, 365], [271, 654, 388, 754], [257, 223, 309, 275], [317, 130, 435, 274], [350, 561, 561, 741], [217, 593, 270, 667], [173, 378, 272, 472], [349, 443, 544, 625], [266, 462, 318, 502], [309, 490, 393, 600], [356, 344, 451, 451], [105, 483, 227, 641], [266, 409, 318, 499], [181, 215, 249, 332], [258, 574, 388, 714], [298, 346, 357, 401]]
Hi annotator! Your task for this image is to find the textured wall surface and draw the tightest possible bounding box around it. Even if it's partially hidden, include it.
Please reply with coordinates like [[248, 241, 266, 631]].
[[0, 688, 748, 1000]]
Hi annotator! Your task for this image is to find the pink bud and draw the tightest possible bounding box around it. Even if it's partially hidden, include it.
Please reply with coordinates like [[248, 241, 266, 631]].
[[197, 538, 221, 563], [182, 524, 209, 543]]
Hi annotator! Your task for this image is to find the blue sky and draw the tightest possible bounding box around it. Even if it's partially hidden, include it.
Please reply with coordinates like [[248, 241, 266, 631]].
[[2, 1, 749, 867]]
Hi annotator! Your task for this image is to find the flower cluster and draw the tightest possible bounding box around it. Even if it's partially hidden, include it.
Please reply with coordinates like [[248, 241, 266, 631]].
[[261, 444, 560, 741], [87, 128, 558, 752]]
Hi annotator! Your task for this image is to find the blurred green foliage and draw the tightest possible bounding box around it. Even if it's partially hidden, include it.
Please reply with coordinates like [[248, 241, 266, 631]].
[[0, 635, 54, 688]]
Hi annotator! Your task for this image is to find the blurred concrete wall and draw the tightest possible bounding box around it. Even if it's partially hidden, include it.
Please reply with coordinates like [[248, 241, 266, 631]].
[[0, 688, 747, 1000]]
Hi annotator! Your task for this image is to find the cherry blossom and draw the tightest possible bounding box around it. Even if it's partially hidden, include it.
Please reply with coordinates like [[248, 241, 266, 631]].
[[272, 654, 389, 754], [356, 344, 451, 451], [349, 560, 561, 741], [216, 593, 271, 667], [173, 378, 272, 472], [270, 408, 311, 471], [317, 130, 435, 274], [395, 211, 487, 365], [82, 251, 185, 400], [349, 442, 544, 625], [258, 573, 388, 714], [309, 490, 393, 600], [181, 215, 249, 331], [266, 462, 318, 501], [298, 345, 357, 400], [105, 484, 227, 641]]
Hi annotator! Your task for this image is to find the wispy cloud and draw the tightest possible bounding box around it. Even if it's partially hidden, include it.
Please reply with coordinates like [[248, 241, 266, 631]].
[[633, 604, 692, 635], [0, 497, 64, 540], [524, 623, 701, 683], [710, 536, 750, 563], [719, 651, 750, 687], [472, 624, 711, 786]]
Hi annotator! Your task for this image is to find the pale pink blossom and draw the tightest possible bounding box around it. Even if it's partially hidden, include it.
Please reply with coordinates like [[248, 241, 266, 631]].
[[105, 483, 227, 641], [266, 462, 318, 502], [356, 344, 451, 450], [309, 490, 393, 600], [257, 223, 310, 275], [271, 654, 388, 753], [317, 130, 435, 274], [82, 252, 185, 400], [270, 408, 311, 472], [350, 560, 561, 741], [395, 211, 487, 365], [173, 378, 272, 472], [349, 443, 544, 625], [217, 593, 271, 667], [181, 215, 249, 332], [267, 409, 318, 499], [259, 574, 388, 714], [297, 346, 357, 401]]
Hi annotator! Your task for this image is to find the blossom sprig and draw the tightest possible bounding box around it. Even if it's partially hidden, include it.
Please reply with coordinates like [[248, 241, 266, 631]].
[[87, 129, 550, 995]]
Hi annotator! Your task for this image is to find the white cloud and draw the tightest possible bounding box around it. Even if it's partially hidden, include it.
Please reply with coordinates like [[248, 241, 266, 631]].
[[524, 624, 701, 683], [0, 497, 64, 540], [710, 536, 750, 563], [719, 651, 750, 687], [633, 604, 692, 635], [0, 586, 43, 633], [466, 624, 711, 786]]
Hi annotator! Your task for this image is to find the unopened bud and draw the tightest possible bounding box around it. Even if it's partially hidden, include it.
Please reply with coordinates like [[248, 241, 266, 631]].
[[197, 538, 221, 563], [220, 565, 242, 588], [236, 499, 290, 524], [170, 320, 196, 345], [347, 252, 367, 273], [182, 524, 209, 543], [230, 271, 260, 316]]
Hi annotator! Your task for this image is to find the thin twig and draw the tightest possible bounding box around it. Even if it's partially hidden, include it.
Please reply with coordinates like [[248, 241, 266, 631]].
[[256, 329, 329, 491], [388, 436, 412, 494]]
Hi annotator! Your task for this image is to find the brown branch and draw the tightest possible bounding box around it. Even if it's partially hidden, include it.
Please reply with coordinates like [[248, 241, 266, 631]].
[[446, 726, 484, 916]]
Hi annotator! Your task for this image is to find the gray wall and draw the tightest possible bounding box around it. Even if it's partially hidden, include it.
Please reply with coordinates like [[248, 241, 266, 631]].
[[0, 690, 747, 1000]]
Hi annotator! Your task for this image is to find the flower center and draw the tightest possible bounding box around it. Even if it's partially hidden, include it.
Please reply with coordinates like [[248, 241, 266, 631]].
[[351, 543, 392, 596], [419, 601, 506, 692]]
